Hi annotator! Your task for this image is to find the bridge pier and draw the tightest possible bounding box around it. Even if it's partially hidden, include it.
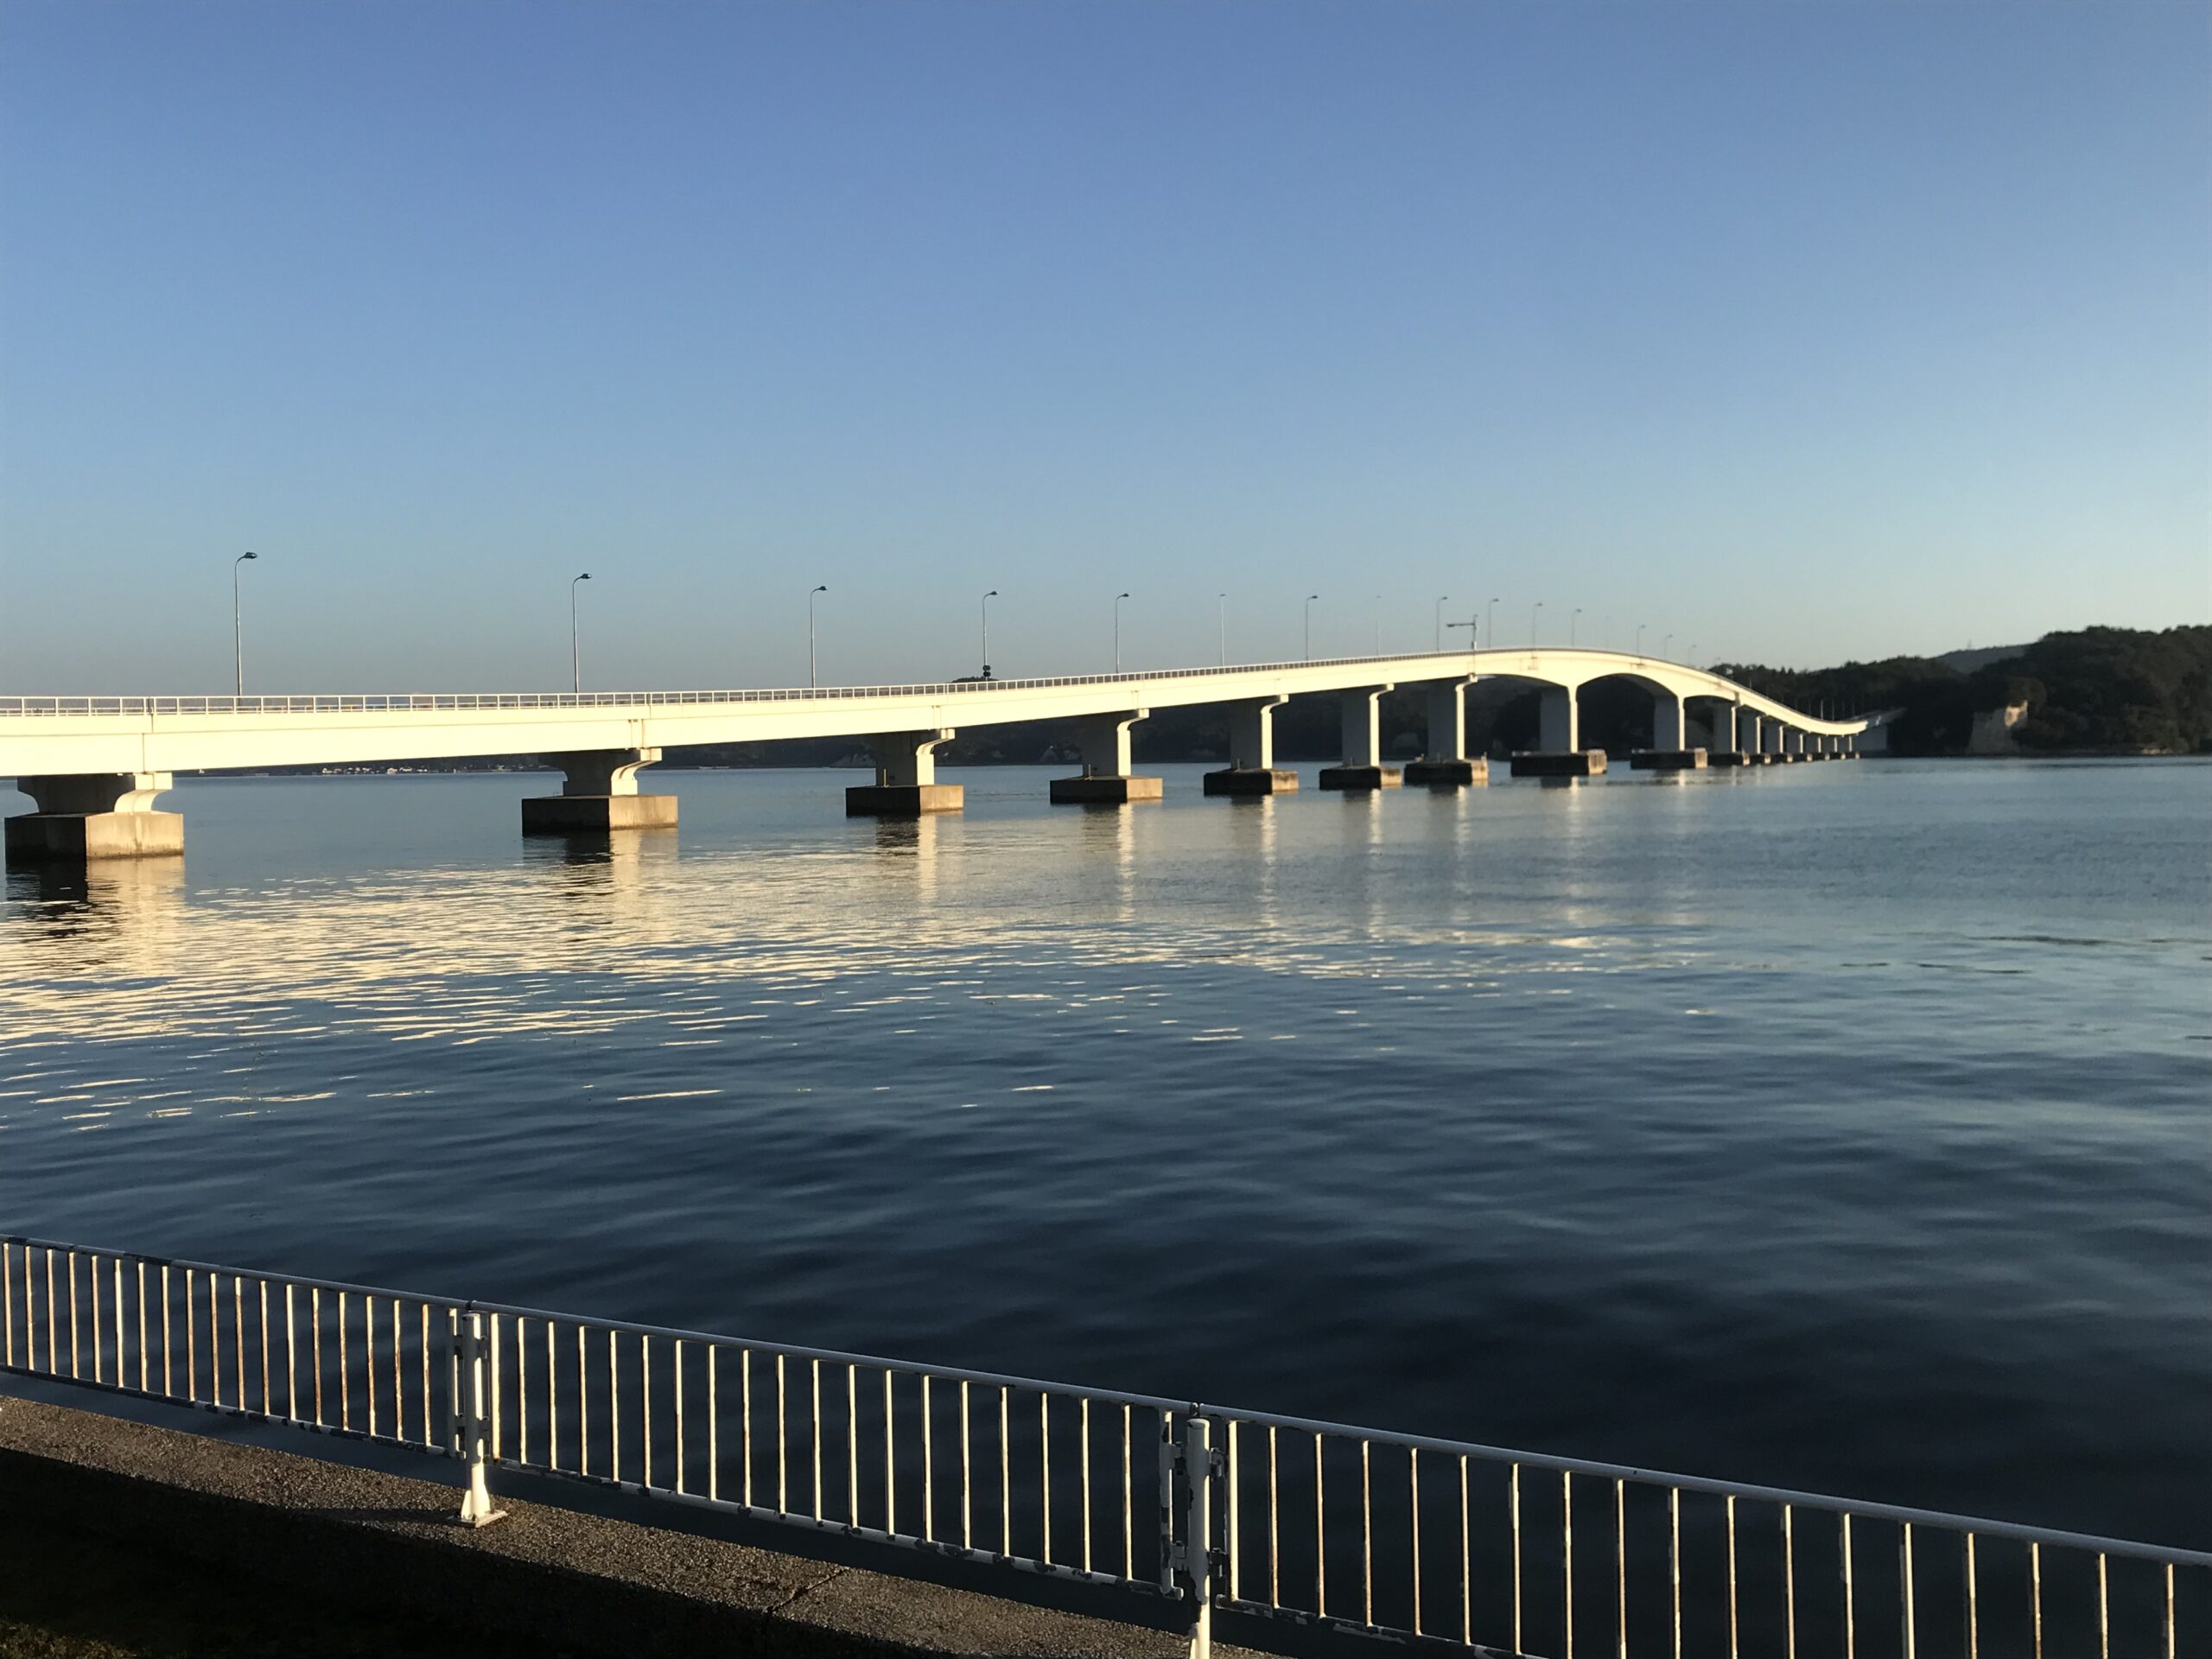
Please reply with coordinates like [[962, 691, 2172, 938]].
[[1403, 677, 1486, 785], [522, 748, 676, 833], [1511, 685, 1605, 777], [1205, 696, 1296, 795], [1631, 691, 1706, 769], [1050, 710, 1162, 804], [4, 772, 183, 863], [1319, 685, 1402, 791], [848, 729, 963, 815]]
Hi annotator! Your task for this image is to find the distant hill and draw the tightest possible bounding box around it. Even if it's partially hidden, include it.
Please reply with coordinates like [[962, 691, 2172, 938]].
[[1934, 644, 2029, 674]]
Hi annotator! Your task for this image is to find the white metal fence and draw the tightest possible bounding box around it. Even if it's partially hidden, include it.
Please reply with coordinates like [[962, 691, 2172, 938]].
[[3, 1236, 2200, 1657]]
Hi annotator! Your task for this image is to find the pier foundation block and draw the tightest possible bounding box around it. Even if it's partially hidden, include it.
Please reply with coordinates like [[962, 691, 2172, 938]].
[[1203, 767, 1299, 796], [5, 772, 182, 864], [1629, 749, 1708, 771], [520, 795, 677, 834], [1318, 765, 1402, 791], [1510, 750, 1608, 779], [846, 783, 964, 816], [1049, 774, 1163, 804], [1403, 758, 1488, 786]]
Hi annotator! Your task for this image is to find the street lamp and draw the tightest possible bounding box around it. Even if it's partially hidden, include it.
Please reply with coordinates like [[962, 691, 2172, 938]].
[[981, 589, 998, 677], [232, 551, 257, 696], [570, 572, 591, 694], [1487, 596, 1498, 651], [1304, 594, 1319, 661], [1572, 607, 1583, 648], [1372, 594, 1382, 657], [1531, 601, 1542, 645], [1217, 594, 1227, 667], [1663, 632, 1674, 660], [1434, 595, 1449, 652], [1113, 592, 1130, 672], [807, 585, 829, 688], [1636, 622, 1646, 657]]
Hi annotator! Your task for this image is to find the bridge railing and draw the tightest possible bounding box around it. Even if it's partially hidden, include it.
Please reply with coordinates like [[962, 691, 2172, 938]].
[[3, 1234, 2198, 1658], [0, 650, 1851, 728]]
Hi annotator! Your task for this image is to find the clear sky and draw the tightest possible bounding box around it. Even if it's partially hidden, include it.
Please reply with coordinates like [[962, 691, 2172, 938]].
[[1, 1, 2204, 693]]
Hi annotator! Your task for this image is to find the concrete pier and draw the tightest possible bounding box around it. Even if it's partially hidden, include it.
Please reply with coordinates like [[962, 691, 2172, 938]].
[[4, 773, 183, 863], [1709, 751, 1758, 767], [1203, 766, 1298, 795], [1630, 748, 1708, 771], [1510, 749, 1608, 778], [1404, 757, 1488, 785], [1319, 684, 1400, 791], [1050, 772, 1164, 804], [1318, 764, 1402, 790], [522, 749, 676, 835], [848, 730, 963, 816], [1049, 710, 1160, 805]]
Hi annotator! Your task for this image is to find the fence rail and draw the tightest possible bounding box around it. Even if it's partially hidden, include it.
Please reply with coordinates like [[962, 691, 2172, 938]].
[[3, 1236, 2197, 1658]]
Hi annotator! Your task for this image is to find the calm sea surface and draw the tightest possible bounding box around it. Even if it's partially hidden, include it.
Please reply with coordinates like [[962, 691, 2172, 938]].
[[3, 760, 2206, 1545]]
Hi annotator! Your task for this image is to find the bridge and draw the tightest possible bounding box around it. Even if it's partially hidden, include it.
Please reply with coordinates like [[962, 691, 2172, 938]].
[[1, 648, 1877, 861]]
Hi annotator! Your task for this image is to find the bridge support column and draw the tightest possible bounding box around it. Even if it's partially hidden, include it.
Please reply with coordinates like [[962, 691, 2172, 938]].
[[849, 729, 963, 815], [1707, 700, 1752, 766], [1760, 719, 1783, 760], [1051, 710, 1163, 804], [1630, 691, 1707, 770], [1512, 686, 1605, 777], [5, 773, 182, 863], [1404, 678, 1486, 785], [1205, 696, 1296, 795], [522, 748, 676, 834], [1784, 728, 1805, 759], [1320, 684, 1402, 791]]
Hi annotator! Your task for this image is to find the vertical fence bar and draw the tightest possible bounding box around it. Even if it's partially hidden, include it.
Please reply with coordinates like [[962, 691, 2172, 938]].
[[391, 1300, 401, 1442], [1460, 1455, 1472, 1646], [640, 1333, 652, 1491], [922, 1374, 935, 1543], [1963, 1533, 1978, 1659], [1080, 1396, 1091, 1573], [2, 1241, 11, 1369], [258, 1281, 270, 1414], [422, 1305, 432, 1446], [1564, 1470, 1574, 1659], [1670, 1486, 1682, 1659], [283, 1283, 295, 1419], [545, 1320, 557, 1471], [1362, 1439, 1374, 1628], [610, 1329, 621, 1484], [882, 1368, 893, 1536], [1783, 1503, 1796, 1659], [845, 1363, 859, 1525], [777, 1352, 787, 1515], [2096, 1553, 2107, 1659], [309, 1284, 320, 1423], [961, 1378, 972, 1550], [88, 1254, 100, 1383], [340, 1289, 349, 1429], [1041, 1392, 1052, 1566], [366, 1293, 378, 1438], [184, 1268, 195, 1399], [1841, 1511, 1856, 1659], [1616, 1478, 1627, 1659], [1124, 1404, 1134, 1580], [1513, 1461, 1524, 1656], [1899, 1522, 1916, 1659], [1409, 1446, 1422, 1637], [232, 1275, 244, 1410], [999, 1384, 1011, 1557], [1726, 1492, 1739, 1659], [673, 1338, 685, 1495], [518, 1318, 529, 1466], [810, 1357, 822, 1521], [1315, 1431, 1327, 1620], [2031, 1540, 2043, 1659], [137, 1261, 149, 1394]]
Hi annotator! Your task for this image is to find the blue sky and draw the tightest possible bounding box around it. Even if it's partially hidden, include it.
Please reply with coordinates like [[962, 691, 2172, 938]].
[[1, 1, 2204, 692]]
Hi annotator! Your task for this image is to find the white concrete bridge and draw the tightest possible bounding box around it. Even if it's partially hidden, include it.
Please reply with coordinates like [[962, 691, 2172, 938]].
[[1, 648, 1877, 860]]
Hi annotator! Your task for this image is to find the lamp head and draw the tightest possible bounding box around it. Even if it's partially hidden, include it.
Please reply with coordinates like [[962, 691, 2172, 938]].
[[239, 550, 257, 563], [575, 571, 591, 582], [813, 584, 828, 594]]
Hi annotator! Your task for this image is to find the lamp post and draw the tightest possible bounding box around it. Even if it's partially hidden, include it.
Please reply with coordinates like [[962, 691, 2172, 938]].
[[1304, 594, 1319, 661], [1572, 607, 1583, 648], [1217, 594, 1227, 667], [1663, 632, 1674, 660], [570, 572, 591, 694], [1113, 592, 1130, 672], [1434, 595, 1449, 652], [807, 585, 828, 687], [1372, 594, 1382, 657], [1487, 596, 1498, 651], [1637, 623, 1646, 657], [232, 551, 257, 696], [981, 589, 998, 677], [1531, 601, 1542, 645]]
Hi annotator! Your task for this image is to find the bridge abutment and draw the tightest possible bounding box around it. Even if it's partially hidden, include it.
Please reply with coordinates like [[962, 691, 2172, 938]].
[[1205, 696, 1296, 795], [521, 748, 677, 834], [4, 773, 183, 863], [849, 729, 963, 816], [1050, 710, 1162, 804]]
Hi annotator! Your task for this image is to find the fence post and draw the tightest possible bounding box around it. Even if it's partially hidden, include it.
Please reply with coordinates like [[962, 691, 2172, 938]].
[[456, 1307, 506, 1528], [1172, 1412, 1220, 1659]]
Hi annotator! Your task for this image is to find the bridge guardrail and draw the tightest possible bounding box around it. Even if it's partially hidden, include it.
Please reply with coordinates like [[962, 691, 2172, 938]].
[[2, 1234, 2196, 1658], [0, 650, 1866, 732]]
